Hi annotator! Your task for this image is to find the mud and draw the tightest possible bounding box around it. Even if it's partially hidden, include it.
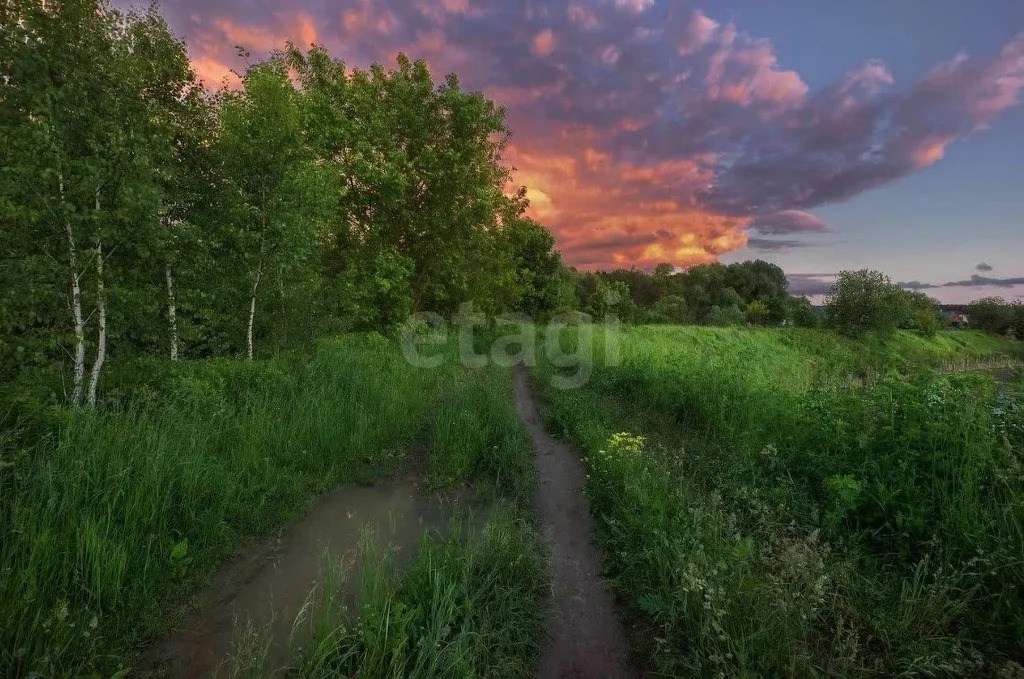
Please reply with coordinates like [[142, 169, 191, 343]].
[[514, 366, 635, 679], [141, 479, 470, 677]]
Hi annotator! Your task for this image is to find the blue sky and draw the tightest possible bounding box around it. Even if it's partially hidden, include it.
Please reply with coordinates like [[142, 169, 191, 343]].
[[717, 0, 1024, 301]]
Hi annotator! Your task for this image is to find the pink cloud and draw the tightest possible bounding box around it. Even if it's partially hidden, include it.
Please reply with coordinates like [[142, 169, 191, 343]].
[[706, 40, 808, 110], [567, 3, 599, 29], [160, 1, 1024, 272], [532, 29, 555, 57], [601, 45, 620, 65], [614, 0, 655, 14], [677, 10, 718, 56], [750, 210, 829, 235]]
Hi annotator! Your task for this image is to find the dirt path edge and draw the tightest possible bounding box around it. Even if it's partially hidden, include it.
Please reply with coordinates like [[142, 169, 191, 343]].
[[513, 365, 635, 679]]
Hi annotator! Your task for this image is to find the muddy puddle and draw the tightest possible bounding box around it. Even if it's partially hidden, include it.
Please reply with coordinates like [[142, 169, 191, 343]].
[[142, 479, 476, 678]]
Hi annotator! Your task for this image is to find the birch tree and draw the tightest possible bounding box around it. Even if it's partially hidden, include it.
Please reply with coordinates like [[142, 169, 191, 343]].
[[217, 58, 328, 359], [124, 8, 212, 361], [1, 0, 188, 401], [0, 0, 124, 404]]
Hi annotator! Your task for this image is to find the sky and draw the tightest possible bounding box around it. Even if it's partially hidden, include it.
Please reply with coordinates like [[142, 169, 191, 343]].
[[130, 0, 1024, 303]]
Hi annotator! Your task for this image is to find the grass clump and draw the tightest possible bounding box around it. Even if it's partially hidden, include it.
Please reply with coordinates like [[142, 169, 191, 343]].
[[290, 510, 546, 679], [427, 366, 534, 505], [283, 361, 545, 678]]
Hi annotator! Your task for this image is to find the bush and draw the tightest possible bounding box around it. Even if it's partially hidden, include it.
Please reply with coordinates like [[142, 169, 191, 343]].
[[647, 294, 688, 324], [705, 304, 746, 327], [900, 290, 943, 337], [825, 269, 908, 338], [787, 296, 819, 328], [745, 300, 770, 325], [968, 297, 1015, 335]]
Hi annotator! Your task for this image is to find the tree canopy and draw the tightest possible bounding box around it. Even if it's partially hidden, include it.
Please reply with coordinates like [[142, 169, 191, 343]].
[[1, 4, 563, 398]]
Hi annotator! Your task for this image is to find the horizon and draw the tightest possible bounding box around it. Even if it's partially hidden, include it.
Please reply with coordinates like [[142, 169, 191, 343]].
[[120, 0, 1024, 304]]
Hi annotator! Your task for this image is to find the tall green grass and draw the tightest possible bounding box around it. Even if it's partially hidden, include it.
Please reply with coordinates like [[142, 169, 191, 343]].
[[0, 335, 455, 676], [427, 366, 534, 506], [538, 326, 1024, 676], [288, 509, 545, 679], [286, 355, 545, 677]]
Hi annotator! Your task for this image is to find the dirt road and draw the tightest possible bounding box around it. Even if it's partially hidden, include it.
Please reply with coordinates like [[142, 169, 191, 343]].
[[513, 365, 635, 679]]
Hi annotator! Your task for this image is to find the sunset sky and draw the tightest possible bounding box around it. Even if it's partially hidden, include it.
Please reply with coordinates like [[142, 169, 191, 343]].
[[129, 0, 1024, 302]]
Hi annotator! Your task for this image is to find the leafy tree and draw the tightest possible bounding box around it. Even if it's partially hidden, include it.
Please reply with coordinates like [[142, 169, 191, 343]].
[[1011, 301, 1024, 341], [825, 270, 909, 338], [217, 58, 330, 358], [648, 295, 688, 324], [502, 215, 564, 319], [603, 267, 664, 306], [900, 291, 943, 337], [787, 296, 820, 328], [124, 7, 216, 360], [288, 47, 528, 322], [0, 0, 190, 403], [586, 279, 632, 321], [705, 304, 746, 327], [967, 297, 1014, 336], [653, 262, 675, 278]]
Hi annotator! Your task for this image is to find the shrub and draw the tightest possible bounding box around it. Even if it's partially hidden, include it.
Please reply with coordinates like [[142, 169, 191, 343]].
[[647, 294, 688, 324], [900, 290, 943, 337], [705, 304, 746, 327], [825, 269, 908, 338], [1013, 301, 1024, 341], [745, 300, 770, 325], [967, 297, 1014, 335], [787, 296, 820, 328]]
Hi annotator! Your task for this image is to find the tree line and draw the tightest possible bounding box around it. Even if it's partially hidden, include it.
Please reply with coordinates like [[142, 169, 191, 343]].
[[0, 0, 563, 402], [824, 269, 1024, 339], [564, 260, 819, 327]]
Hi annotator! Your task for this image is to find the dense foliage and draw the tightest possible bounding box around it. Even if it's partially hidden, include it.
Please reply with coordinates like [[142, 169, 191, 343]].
[[825, 269, 944, 338], [0, 0, 564, 401], [568, 259, 814, 327], [967, 297, 1024, 339]]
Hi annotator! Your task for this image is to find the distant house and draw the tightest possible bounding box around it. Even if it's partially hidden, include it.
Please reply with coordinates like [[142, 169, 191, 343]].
[[949, 312, 969, 328]]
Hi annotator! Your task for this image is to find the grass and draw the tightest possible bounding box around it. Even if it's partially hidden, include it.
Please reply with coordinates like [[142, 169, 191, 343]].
[[215, 346, 545, 678], [536, 325, 1024, 677], [427, 366, 535, 506], [280, 354, 545, 678], [0, 333, 545, 676], [286, 508, 545, 679]]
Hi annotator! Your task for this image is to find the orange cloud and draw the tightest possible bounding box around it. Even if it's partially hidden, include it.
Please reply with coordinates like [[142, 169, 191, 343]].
[[505, 134, 749, 270], [911, 136, 953, 167]]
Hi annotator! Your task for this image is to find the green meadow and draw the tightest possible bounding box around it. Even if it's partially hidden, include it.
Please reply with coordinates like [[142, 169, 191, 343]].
[[537, 326, 1024, 676], [4, 325, 1022, 676]]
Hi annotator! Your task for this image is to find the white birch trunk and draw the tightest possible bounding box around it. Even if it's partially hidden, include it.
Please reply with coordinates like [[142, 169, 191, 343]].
[[165, 262, 178, 361], [87, 188, 106, 406], [246, 264, 263, 360], [60, 175, 86, 407], [87, 240, 106, 407]]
